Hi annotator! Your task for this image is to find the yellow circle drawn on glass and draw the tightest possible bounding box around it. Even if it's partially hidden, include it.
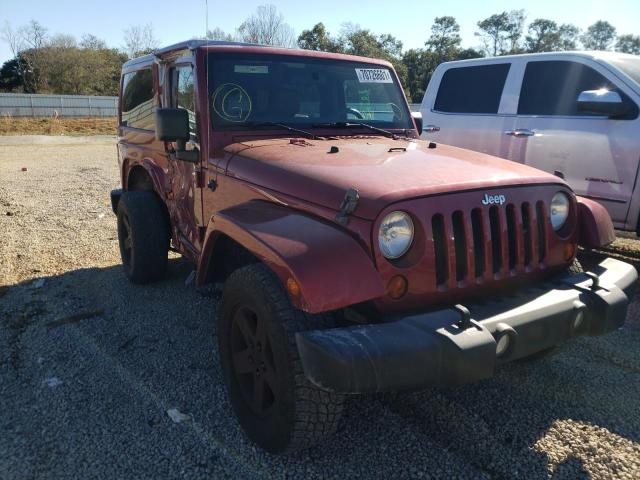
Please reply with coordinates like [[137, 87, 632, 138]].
[[212, 83, 252, 122]]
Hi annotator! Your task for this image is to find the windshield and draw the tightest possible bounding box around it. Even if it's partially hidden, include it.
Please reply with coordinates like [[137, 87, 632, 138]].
[[609, 56, 640, 86], [207, 52, 413, 131]]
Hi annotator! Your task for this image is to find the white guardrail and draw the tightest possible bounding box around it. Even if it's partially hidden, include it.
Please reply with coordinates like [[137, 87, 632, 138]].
[[0, 93, 117, 117]]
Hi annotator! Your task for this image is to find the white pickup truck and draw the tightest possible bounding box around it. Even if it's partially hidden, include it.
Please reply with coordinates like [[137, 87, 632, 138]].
[[420, 51, 640, 234]]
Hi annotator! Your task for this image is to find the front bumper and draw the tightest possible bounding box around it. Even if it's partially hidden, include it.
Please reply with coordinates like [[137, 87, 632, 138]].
[[295, 258, 637, 394]]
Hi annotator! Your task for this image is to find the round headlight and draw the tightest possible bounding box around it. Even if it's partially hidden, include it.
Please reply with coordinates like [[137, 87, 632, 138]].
[[379, 211, 414, 259], [550, 192, 570, 231]]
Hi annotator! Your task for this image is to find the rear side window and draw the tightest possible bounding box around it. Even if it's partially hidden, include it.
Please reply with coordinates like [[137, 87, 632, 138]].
[[518, 60, 637, 117], [434, 64, 511, 114], [121, 68, 155, 130]]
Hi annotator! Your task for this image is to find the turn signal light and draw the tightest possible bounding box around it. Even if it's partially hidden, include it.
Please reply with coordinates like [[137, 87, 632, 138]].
[[286, 277, 300, 297], [564, 242, 576, 261], [387, 275, 408, 300]]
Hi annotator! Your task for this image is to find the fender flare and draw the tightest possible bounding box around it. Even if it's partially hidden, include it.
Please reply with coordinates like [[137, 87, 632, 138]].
[[125, 158, 168, 198], [196, 201, 386, 313], [576, 196, 616, 248]]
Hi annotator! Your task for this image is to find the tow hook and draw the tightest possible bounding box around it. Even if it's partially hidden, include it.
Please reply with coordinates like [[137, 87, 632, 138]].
[[335, 187, 359, 225], [585, 272, 600, 291], [454, 304, 472, 329]]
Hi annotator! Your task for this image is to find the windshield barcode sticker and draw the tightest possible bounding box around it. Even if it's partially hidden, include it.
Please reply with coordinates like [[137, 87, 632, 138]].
[[355, 68, 393, 83]]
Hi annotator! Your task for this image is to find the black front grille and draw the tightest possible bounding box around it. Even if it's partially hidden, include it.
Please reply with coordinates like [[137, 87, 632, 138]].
[[431, 201, 548, 288]]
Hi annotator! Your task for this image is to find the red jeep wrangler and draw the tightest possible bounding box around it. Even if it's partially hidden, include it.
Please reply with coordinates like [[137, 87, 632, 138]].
[[111, 40, 636, 453]]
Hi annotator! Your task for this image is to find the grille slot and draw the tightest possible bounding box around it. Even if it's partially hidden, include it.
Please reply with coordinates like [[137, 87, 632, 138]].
[[452, 211, 467, 282], [471, 208, 484, 278], [432, 214, 447, 286], [506, 204, 517, 270], [522, 203, 532, 267], [536, 201, 546, 263], [489, 206, 502, 274]]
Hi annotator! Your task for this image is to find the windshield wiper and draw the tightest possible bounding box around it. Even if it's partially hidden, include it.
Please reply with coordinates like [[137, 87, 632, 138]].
[[312, 122, 398, 139], [244, 121, 319, 140]]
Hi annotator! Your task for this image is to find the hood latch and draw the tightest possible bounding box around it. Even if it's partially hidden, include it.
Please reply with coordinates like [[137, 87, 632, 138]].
[[335, 188, 360, 226]]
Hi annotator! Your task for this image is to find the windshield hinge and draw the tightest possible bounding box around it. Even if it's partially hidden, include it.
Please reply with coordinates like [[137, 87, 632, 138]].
[[335, 188, 360, 226]]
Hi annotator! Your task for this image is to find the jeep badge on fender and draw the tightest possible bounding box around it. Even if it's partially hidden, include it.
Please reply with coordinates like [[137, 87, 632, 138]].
[[111, 39, 636, 455]]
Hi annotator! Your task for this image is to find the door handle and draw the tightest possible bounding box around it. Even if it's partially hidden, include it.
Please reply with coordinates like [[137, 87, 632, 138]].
[[424, 124, 440, 133], [504, 129, 535, 138]]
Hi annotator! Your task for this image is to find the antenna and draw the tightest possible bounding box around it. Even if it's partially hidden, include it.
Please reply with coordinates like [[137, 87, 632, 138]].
[[205, 0, 213, 193]]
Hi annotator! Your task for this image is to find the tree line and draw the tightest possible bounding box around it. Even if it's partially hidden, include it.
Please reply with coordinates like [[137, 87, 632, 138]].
[[295, 14, 639, 102], [0, 20, 158, 96], [2, 6, 639, 102]]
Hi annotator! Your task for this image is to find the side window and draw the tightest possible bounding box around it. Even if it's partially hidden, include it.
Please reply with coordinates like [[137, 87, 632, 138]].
[[518, 60, 637, 116], [171, 65, 197, 138], [434, 64, 511, 114], [121, 68, 155, 130]]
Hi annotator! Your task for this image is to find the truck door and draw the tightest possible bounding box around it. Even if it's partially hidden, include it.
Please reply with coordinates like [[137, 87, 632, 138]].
[[165, 63, 204, 252], [420, 61, 518, 160], [510, 59, 640, 227]]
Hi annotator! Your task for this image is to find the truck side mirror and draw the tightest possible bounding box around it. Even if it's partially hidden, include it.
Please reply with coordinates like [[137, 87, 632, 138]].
[[155, 108, 198, 163], [411, 111, 423, 135], [577, 89, 627, 117]]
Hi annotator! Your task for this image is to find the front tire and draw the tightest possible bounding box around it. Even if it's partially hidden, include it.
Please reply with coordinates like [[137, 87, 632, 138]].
[[218, 264, 344, 453], [116, 191, 169, 284]]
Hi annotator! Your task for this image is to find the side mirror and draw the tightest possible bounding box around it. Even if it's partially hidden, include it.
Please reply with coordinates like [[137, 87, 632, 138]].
[[411, 111, 423, 135], [577, 89, 627, 117], [155, 108, 189, 144], [155, 108, 198, 163]]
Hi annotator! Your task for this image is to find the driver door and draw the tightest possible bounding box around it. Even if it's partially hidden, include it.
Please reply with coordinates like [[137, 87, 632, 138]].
[[166, 63, 204, 252]]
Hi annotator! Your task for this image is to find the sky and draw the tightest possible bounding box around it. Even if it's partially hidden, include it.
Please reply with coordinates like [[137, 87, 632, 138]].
[[1, 0, 639, 63]]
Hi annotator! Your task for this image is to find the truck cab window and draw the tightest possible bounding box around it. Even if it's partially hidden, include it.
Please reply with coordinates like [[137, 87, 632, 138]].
[[434, 64, 510, 114], [518, 60, 638, 117]]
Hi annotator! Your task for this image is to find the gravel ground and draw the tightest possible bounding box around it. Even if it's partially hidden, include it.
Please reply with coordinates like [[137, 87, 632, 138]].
[[1, 136, 639, 479]]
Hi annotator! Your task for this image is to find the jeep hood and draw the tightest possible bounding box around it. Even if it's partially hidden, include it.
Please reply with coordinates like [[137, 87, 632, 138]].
[[224, 137, 564, 220]]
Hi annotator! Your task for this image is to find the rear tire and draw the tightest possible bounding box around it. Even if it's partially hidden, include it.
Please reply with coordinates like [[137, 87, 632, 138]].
[[116, 191, 169, 284], [218, 264, 344, 453]]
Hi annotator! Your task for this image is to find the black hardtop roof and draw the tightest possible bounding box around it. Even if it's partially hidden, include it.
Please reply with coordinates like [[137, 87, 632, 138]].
[[122, 40, 267, 68], [120, 39, 394, 71]]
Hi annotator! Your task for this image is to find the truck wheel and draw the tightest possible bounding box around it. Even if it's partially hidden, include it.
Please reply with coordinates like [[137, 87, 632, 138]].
[[218, 264, 344, 453], [116, 191, 169, 284]]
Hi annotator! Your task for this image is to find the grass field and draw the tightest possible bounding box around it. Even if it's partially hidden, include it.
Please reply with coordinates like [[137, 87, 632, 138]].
[[0, 117, 116, 136]]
